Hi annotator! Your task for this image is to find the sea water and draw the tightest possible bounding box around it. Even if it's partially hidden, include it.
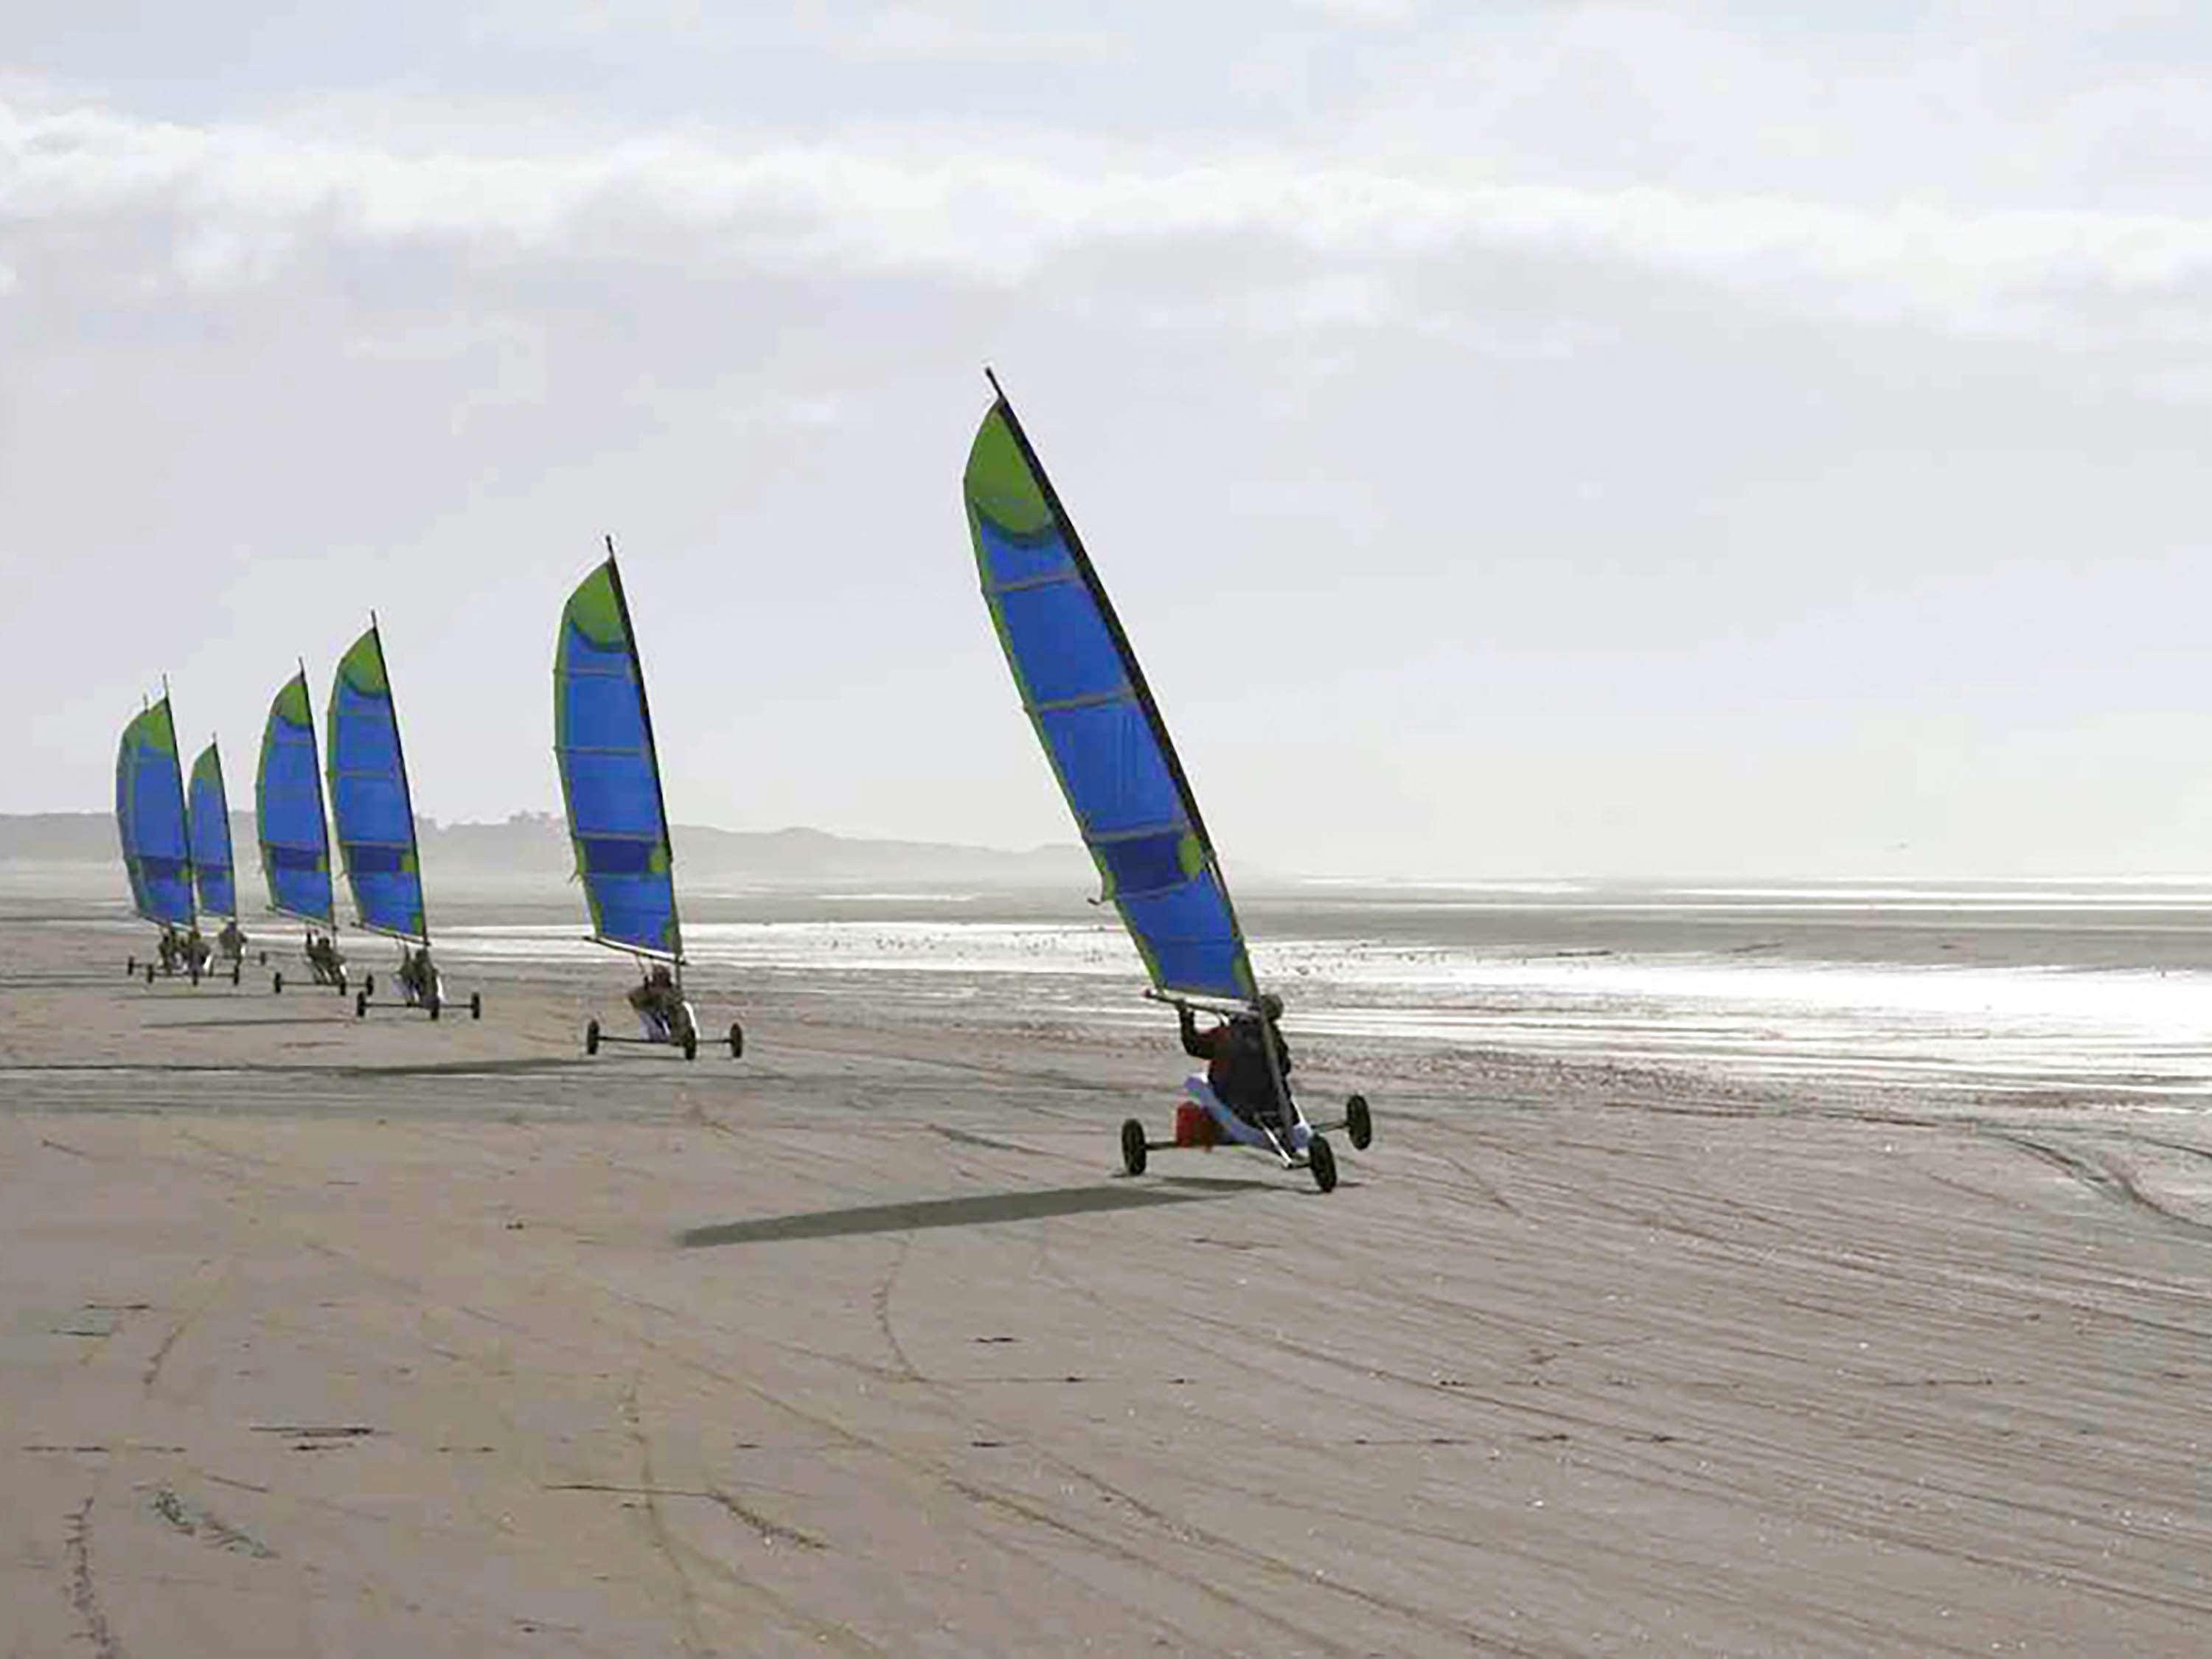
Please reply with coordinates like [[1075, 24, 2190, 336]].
[[441, 878, 2212, 1099]]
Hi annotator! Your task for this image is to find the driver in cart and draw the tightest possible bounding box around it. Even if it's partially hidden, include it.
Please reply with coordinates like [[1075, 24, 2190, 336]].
[[627, 963, 684, 1040], [1177, 992, 1311, 1154], [397, 944, 435, 1006], [218, 917, 246, 963]]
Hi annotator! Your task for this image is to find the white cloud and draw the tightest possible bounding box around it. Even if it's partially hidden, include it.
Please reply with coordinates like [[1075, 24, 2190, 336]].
[[1291, 0, 1419, 24], [8, 91, 2212, 346]]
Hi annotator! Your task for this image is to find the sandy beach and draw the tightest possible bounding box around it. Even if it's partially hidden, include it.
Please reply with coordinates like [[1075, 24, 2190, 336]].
[[5, 910, 2211, 1656]]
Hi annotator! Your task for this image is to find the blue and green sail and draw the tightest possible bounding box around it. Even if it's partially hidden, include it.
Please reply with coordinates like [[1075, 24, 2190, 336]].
[[116, 694, 195, 928], [554, 553, 681, 959], [187, 741, 237, 919], [257, 668, 335, 926], [963, 385, 1259, 1005], [327, 622, 428, 942]]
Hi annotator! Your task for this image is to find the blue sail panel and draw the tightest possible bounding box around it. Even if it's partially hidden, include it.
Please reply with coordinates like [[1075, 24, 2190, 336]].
[[964, 400, 1257, 1004], [188, 742, 237, 918], [327, 626, 428, 941], [116, 698, 195, 927], [257, 671, 335, 925], [554, 560, 681, 957]]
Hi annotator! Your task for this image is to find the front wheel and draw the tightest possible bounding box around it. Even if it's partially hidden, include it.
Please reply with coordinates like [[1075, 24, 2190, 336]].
[[355, 990, 367, 1018], [585, 1018, 600, 1056], [1345, 1093, 1372, 1151], [1307, 1135, 1338, 1193], [272, 970, 284, 995], [231, 963, 241, 986], [682, 1030, 698, 1062], [1120, 1118, 1149, 1177], [126, 956, 136, 976], [364, 972, 376, 999], [728, 1021, 744, 1060], [428, 998, 441, 1021], [145, 964, 156, 985], [470, 992, 481, 1021]]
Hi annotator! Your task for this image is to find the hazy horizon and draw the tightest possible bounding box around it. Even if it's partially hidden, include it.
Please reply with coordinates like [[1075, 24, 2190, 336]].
[[10, 4, 2212, 880]]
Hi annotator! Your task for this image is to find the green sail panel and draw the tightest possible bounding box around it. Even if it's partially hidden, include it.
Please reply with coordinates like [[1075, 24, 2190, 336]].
[[963, 392, 1257, 1004], [554, 557, 682, 958], [257, 669, 335, 925], [116, 695, 195, 927], [326, 624, 428, 941]]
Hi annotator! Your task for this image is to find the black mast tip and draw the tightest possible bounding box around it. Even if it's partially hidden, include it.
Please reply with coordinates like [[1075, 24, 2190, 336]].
[[984, 365, 1006, 400]]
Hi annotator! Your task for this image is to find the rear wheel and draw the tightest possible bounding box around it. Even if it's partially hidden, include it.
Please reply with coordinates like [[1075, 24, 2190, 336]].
[[355, 990, 367, 1018], [364, 973, 376, 999], [428, 997, 441, 1021], [728, 1021, 744, 1060], [231, 963, 241, 986], [1120, 1118, 1149, 1177], [1307, 1135, 1338, 1194], [126, 956, 136, 976], [272, 970, 284, 995], [145, 964, 156, 985], [585, 1018, 600, 1056], [470, 992, 481, 1020], [1345, 1093, 1372, 1151], [682, 1030, 698, 1062]]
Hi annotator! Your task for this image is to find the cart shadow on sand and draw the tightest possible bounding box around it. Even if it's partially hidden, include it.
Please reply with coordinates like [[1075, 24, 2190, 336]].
[[677, 1176, 1274, 1250]]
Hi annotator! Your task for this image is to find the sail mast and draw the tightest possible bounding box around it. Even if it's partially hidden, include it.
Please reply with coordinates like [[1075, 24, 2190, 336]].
[[369, 613, 429, 947], [164, 675, 197, 928], [601, 535, 684, 970]]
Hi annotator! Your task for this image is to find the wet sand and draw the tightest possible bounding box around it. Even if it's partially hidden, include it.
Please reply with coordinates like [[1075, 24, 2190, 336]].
[[4, 915, 2211, 1655]]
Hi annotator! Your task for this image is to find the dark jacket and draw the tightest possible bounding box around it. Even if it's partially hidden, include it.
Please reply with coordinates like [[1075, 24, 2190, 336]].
[[1180, 1006, 1292, 1121]]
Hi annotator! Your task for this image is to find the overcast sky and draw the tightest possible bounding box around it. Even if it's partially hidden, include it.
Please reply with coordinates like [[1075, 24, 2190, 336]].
[[7, 2, 2212, 877]]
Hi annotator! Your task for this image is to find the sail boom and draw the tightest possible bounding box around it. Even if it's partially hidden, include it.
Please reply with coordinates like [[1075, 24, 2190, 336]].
[[587, 934, 683, 966]]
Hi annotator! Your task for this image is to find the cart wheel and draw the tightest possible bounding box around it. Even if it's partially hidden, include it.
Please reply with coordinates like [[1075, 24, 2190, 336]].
[[428, 997, 441, 1021], [355, 990, 367, 1018], [272, 970, 284, 995], [231, 963, 242, 986], [335, 970, 348, 995], [585, 1018, 600, 1056], [1307, 1135, 1338, 1193], [364, 973, 376, 999], [145, 964, 156, 985], [470, 992, 482, 1020], [258, 950, 268, 965], [126, 956, 136, 976], [728, 1021, 744, 1060], [682, 1030, 698, 1062], [1345, 1093, 1372, 1151], [189, 962, 201, 986], [1120, 1118, 1149, 1177]]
